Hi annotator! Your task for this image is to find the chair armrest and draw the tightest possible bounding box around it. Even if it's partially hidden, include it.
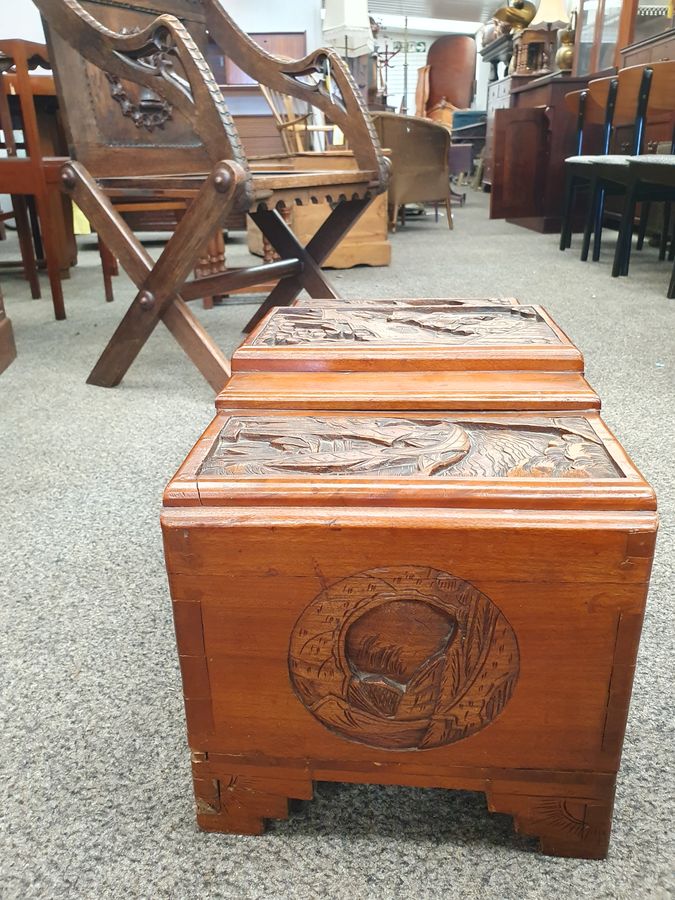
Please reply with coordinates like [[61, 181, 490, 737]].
[[204, 0, 388, 191]]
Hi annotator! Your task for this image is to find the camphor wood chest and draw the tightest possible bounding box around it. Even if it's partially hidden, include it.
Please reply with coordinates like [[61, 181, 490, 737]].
[[232, 305, 582, 374], [162, 407, 657, 858]]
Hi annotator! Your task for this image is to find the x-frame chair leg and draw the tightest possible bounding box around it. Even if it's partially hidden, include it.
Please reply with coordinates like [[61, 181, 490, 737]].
[[243, 196, 373, 332], [60, 160, 247, 391]]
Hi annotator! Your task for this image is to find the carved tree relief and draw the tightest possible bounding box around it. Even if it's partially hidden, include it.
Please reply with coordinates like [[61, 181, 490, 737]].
[[252, 306, 560, 346], [288, 566, 520, 750], [199, 415, 622, 480]]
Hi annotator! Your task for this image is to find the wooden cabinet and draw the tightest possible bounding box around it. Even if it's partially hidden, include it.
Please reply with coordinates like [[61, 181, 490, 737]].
[[620, 27, 675, 66], [207, 33, 306, 86], [574, 0, 674, 74], [483, 75, 536, 188], [489, 73, 589, 231]]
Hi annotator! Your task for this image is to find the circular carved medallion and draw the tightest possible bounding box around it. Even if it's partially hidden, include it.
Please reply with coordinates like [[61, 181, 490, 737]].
[[288, 566, 519, 750]]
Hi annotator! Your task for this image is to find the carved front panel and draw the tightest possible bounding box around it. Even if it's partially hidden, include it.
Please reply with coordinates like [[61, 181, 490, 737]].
[[199, 415, 622, 479], [289, 566, 519, 750], [251, 307, 560, 347]]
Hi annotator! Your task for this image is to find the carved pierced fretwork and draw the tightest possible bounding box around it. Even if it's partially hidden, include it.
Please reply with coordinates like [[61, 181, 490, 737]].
[[104, 24, 174, 131], [199, 415, 622, 480], [288, 566, 519, 750], [252, 307, 560, 347]]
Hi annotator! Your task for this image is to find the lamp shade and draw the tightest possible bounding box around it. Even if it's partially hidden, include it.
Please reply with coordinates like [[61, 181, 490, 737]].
[[529, 0, 570, 29], [323, 0, 374, 57]]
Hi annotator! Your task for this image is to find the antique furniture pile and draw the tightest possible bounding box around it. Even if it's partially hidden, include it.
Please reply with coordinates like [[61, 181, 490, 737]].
[[162, 295, 657, 859]]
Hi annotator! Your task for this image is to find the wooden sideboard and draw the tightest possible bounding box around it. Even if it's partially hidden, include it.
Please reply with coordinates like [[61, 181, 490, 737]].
[[489, 73, 590, 232], [483, 74, 537, 189], [620, 28, 675, 66]]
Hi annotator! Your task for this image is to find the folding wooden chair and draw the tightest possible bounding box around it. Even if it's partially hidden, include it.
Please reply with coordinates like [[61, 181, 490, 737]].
[[36, 0, 388, 390]]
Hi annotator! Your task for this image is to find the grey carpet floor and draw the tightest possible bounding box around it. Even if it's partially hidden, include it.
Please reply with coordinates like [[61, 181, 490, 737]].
[[0, 194, 673, 900]]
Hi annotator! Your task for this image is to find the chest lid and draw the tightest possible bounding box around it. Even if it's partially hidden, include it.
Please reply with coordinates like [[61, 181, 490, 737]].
[[232, 306, 582, 373], [165, 410, 654, 512]]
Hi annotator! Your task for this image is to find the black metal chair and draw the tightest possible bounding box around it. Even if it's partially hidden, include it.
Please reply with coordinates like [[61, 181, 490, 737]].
[[610, 155, 675, 296], [580, 61, 675, 268]]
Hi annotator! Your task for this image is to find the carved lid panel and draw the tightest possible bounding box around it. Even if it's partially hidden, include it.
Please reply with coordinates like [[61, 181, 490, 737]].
[[164, 411, 655, 512], [233, 306, 583, 373]]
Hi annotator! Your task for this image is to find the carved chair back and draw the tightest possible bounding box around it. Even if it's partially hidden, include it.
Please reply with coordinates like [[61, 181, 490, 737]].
[[35, 0, 250, 181], [36, 0, 386, 190]]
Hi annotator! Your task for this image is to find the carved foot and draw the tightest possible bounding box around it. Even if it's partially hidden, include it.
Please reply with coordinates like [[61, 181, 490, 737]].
[[191, 753, 314, 834], [487, 782, 615, 859]]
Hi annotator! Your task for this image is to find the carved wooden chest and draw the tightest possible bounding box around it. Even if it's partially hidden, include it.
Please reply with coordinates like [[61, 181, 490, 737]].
[[162, 407, 657, 858], [232, 306, 582, 374]]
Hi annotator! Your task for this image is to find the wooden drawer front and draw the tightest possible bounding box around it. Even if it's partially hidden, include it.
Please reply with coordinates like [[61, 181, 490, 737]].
[[488, 77, 512, 104]]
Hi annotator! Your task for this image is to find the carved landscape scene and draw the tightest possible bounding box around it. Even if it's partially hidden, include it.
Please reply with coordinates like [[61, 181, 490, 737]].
[[252, 306, 560, 346], [199, 415, 622, 479], [289, 566, 520, 750]]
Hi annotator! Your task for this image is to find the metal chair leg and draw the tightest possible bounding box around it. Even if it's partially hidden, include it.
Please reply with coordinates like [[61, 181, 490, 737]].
[[580, 176, 599, 262], [659, 202, 671, 261], [559, 170, 578, 251], [636, 200, 650, 251], [612, 179, 638, 278], [591, 186, 606, 262]]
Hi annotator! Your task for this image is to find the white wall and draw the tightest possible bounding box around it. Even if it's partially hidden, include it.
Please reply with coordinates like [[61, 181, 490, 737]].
[[1, 0, 46, 41], [0, 1, 323, 46], [220, 0, 322, 49]]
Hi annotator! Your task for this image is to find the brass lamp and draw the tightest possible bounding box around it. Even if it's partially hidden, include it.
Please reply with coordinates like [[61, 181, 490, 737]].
[[529, 0, 570, 73]]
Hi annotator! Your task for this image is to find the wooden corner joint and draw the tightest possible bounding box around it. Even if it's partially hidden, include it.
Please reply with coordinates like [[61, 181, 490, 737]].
[[189, 754, 314, 835]]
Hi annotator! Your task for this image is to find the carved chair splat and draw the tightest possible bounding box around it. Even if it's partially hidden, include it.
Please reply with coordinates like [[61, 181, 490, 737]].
[[35, 0, 387, 389]]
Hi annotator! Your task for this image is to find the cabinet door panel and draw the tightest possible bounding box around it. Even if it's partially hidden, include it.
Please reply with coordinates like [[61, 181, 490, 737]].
[[490, 107, 548, 220]]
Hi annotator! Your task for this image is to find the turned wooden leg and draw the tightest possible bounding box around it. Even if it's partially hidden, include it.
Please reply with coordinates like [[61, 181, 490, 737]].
[[487, 779, 615, 859], [195, 229, 227, 310], [262, 205, 292, 264], [191, 753, 314, 834]]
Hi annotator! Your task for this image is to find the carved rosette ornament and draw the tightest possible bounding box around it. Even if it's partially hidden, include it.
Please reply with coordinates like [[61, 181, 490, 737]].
[[288, 566, 520, 750]]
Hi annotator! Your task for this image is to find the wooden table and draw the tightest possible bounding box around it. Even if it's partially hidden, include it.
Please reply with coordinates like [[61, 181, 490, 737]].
[[489, 72, 590, 233]]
